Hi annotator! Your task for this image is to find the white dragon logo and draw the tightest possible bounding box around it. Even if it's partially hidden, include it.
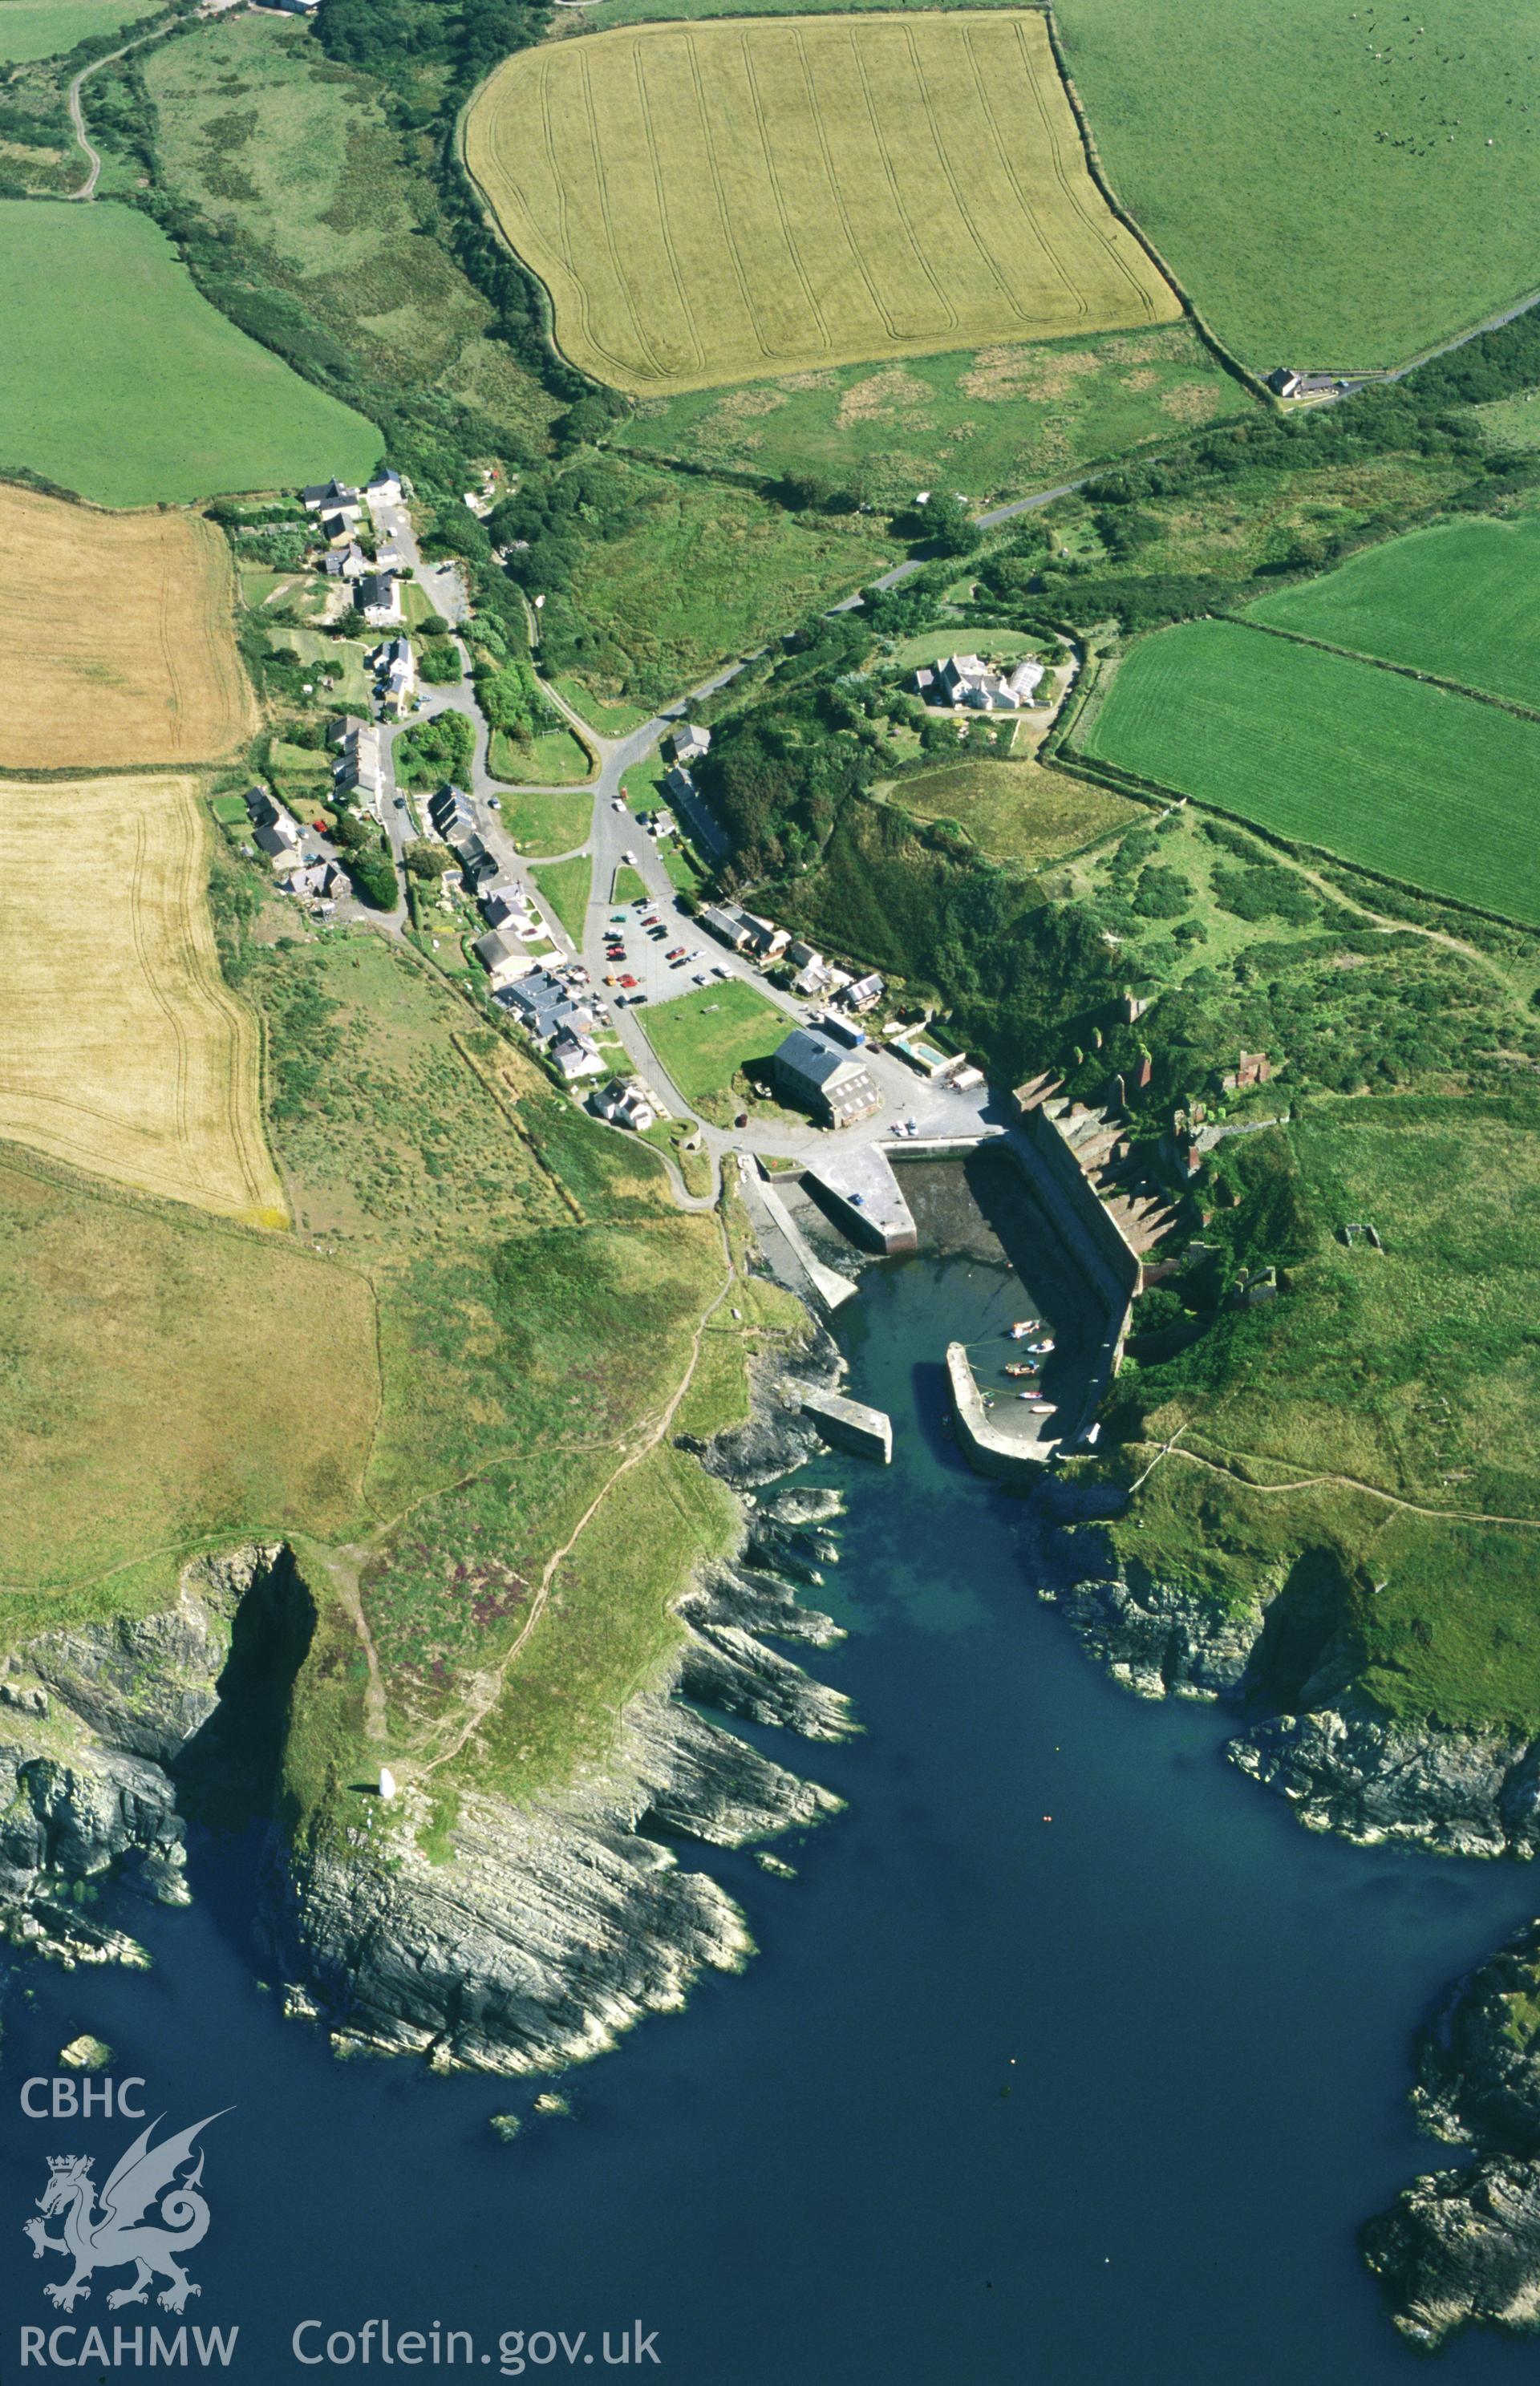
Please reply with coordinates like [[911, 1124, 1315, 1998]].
[[25, 2111, 228, 2315]]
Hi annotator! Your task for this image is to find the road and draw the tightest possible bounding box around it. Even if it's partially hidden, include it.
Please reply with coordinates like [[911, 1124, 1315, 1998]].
[[64, 28, 169, 200]]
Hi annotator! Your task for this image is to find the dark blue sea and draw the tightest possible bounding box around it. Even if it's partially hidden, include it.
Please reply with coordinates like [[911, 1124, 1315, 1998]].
[[4, 1244, 1538, 2383]]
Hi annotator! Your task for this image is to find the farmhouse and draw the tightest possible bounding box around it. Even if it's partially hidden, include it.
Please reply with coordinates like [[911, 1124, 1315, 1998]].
[[772, 1027, 883, 1129], [839, 971, 885, 1015], [480, 882, 538, 934], [914, 653, 1045, 712], [737, 911, 790, 961], [302, 479, 361, 512], [430, 784, 473, 839], [670, 724, 711, 766], [367, 467, 403, 505], [253, 810, 302, 862], [322, 543, 367, 581]]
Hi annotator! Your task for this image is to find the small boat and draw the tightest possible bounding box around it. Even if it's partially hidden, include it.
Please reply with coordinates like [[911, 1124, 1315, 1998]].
[[1003, 1362, 1038, 1379], [1007, 1319, 1040, 1340], [1017, 1391, 1050, 1404], [1027, 1339, 1056, 1355]]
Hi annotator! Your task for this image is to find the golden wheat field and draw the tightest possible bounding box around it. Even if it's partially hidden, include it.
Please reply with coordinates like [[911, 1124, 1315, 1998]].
[[0, 484, 257, 769], [463, 10, 1181, 396], [0, 773, 286, 1224]]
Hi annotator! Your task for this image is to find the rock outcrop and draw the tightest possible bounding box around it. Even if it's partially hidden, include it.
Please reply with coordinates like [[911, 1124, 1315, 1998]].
[[1364, 2159, 1540, 2348], [1228, 1710, 1540, 1858], [0, 1549, 281, 1964], [1037, 1569, 1264, 1703]]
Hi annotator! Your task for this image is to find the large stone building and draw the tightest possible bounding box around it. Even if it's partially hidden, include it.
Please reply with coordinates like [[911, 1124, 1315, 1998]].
[[772, 1027, 882, 1129]]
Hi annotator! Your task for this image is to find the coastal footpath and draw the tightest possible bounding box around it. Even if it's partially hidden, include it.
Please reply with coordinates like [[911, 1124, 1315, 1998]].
[[0, 1340, 861, 2079]]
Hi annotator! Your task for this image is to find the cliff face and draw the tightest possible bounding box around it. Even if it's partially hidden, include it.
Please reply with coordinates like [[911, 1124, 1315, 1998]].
[[260, 1353, 856, 2076], [0, 1549, 280, 1966], [2, 1343, 853, 2080]]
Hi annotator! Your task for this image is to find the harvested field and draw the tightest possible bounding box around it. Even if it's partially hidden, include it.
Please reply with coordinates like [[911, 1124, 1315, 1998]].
[[1077, 621, 1540, 926], [464, 10, 1179, 396], [0, 484, 256, 768], [0, 772, 286, 1221]]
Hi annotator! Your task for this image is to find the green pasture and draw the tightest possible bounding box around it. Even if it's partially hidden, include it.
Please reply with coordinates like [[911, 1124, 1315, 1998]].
[[0, 0, 147, 63], [142, 12, 557, 452], [265, 628, 374, 712], [549, 676, 651, 736], [1078, 621, 1540, 925], [619, 322, 1242, 508], [0, 202, 378, 505], [1055, 0, 1540, 371], [1245, 515, 1540, 715]]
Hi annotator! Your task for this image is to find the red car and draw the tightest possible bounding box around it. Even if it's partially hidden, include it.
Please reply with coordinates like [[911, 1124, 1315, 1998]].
[[667, 946, 686, 960], [618, 974, 638, 989]]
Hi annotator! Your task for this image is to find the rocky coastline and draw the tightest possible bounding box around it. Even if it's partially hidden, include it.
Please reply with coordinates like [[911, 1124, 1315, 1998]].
[[1042, 1520, 1540, 2345], [0, 1316, 858, 2081]]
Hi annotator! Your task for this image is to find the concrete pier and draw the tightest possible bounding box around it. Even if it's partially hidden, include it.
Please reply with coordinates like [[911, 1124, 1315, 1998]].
[[802, 1389, 893, 1464], [738, 1159, 857, 1315], [946, 1342, 1058, 1483], [802, 1146, 917, 1255]]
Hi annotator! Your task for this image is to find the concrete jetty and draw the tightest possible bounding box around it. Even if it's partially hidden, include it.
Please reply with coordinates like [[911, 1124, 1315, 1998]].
[[802, 1146, 917, 1255], [737, 1159, 857, 1315], [802, 1389, 893, 1464], [946, 1342, 1058, 1482]]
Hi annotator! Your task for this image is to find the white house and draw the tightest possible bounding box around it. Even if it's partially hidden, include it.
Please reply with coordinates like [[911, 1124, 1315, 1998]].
[[670, 724, 711, 767], [474, 928, 539, 990], [359, 572, 401, 630], [375, 637, 416, 715], [914, 653, 1046, 713]]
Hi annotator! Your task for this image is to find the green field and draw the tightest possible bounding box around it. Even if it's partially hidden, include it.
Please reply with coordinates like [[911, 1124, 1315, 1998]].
[[621, 322, 1242, 507], [0, 0, 146, 62], [489, 724, 594, 786], [264, 627, 375, 712], [1079, 620, 1540, 925], [894, 755, 1138, 869], [550, 676, 652, 735], [142, 13, 557, 454], [1245, 515, 1540, 715], [532, 854, 593, 938], [465, 11, 1179, 397], [1055, 0, 1540, 371], [644, 978, 788, 1110], [0, 201, 378, 505], [488, 786, 593, 853]]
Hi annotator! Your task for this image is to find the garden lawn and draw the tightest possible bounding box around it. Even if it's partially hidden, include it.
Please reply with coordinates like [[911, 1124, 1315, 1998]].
[[644, 979, 787, 1111], [1079, 620, 1540, 926], [1244, 515, 1540, 715], [533, 855, 592, 939], [0, 202, 378, 505], [1056, 0, 1540, 371]]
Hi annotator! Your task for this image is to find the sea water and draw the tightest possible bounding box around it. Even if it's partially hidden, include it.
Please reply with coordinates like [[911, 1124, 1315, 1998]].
[[3, 1242, 1538, 2383]]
